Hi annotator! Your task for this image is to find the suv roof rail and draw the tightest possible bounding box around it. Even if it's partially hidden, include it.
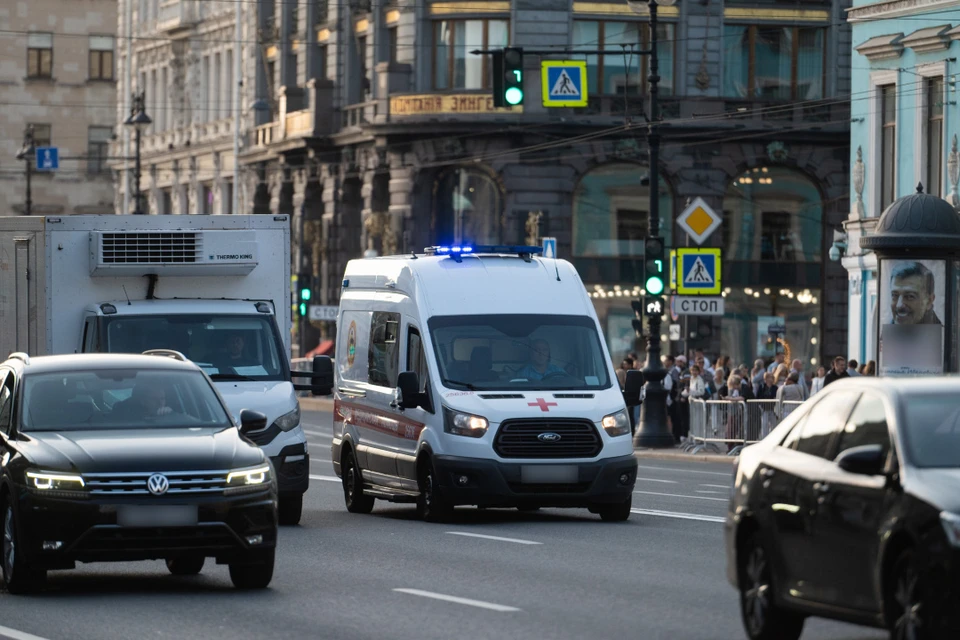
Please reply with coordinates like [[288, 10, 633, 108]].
[[142, 349, 188, 362], [7, 352, 30, 365]]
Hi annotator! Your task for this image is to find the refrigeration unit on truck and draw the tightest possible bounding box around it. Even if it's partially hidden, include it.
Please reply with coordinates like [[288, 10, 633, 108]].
[[0, 214, 333, 525]]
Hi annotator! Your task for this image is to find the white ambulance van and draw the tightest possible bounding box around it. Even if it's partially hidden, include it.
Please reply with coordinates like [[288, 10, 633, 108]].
[[328, 244, 644, 522]]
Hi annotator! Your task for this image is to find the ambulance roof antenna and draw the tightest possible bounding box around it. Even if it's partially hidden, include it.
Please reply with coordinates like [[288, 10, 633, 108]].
[[554, 258, 561, 282], [121, 285, 132, 306]]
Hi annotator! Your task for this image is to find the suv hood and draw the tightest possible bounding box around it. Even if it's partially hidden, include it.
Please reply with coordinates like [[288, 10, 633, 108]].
[[20, 427, 264, 474]]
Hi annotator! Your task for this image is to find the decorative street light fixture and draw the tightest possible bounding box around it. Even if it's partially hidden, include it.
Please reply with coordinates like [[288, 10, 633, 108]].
[[15, 125, 36, 216], [626, 0, 678, 448], [124, 91, 152, 215]]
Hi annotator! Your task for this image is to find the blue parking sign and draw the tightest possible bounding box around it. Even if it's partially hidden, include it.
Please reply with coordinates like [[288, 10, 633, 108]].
[[36, 147, 59, 171]]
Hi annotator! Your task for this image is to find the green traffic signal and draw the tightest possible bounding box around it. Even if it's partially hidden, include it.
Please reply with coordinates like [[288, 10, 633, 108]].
[[299, 302, 307, 317], [645, 276, 665, 295], [300, 287, 311, 301], [505, 87, 523, 105]]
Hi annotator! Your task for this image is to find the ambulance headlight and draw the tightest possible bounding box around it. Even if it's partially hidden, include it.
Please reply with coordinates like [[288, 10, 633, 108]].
[[443, 407, 488, 438], [601, 409, 631, 437]]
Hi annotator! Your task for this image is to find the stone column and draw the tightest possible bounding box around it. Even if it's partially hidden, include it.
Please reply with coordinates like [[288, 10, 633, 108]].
[[388, 154, 416, 252], [186, 157, 200, 213]]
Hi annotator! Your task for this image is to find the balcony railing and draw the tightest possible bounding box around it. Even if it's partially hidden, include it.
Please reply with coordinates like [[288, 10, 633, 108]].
[[285, 110, 314, 137], [255, 122, 280, 147], [341, 102, 377, 129]]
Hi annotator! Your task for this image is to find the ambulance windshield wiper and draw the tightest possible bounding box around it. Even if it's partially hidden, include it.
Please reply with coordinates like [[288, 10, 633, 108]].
[[444, 379, 480, 390]]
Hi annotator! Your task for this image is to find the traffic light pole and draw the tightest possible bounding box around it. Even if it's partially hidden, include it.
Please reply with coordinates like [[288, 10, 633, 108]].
[[634, 0, 674, 448]]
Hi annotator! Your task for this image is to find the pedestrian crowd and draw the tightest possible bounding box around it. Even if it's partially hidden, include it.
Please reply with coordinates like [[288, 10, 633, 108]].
[[615, 350, 876, 444]]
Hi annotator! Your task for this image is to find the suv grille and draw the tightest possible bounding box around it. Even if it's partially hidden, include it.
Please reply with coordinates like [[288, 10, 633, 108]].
[[100, 232, 200, 264], [494, 419, 602, 459], [84, 471, 228, 496]]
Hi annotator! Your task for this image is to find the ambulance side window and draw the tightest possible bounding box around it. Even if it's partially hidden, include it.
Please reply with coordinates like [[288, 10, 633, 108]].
[[368, 312, 400, 388]]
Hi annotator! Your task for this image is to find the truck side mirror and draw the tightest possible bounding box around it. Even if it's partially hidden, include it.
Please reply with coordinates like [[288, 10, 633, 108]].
[[239, 409, 268, 435], [622, 369, 644, 407], [311, 356, 334, 396], [397, 371, 422, 410]]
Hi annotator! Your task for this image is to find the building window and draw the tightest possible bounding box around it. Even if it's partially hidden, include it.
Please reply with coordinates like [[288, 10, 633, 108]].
[[29, 124, 52, 147], [881, 84, 896, 210], [357, 35, 368, 86], [722, 167, 822, 262], [926, 76, 944, 198], [88, 36, 114, 80], [318, 44, 328, 79], [572, 21, 675, 95], [723, 26, 825, 100], [433, 19, 508, 90], [87, 126, 112, 174], [388, 26, 398, 64], [27, 33, 53, 79], [572, 163, 673, 257], [433, 167, 503, 245]]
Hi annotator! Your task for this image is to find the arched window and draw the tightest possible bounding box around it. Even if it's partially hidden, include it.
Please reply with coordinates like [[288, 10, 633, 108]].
[[572, 163, 673, 257], [433, 167, 502, 245], [722, 167, 822, 262]]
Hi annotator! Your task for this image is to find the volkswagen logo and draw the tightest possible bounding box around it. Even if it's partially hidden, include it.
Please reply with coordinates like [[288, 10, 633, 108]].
[[147, 474, 169, 496], [537, 432, 562, 442]]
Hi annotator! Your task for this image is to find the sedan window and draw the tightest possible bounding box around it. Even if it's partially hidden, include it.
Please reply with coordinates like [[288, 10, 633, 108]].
[[901, 396, 960, 468], [835, 392, 890, 459], [783, 391, 859, 459]]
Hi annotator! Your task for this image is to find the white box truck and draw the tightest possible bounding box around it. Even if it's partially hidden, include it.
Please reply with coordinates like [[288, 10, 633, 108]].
[[0, 214, 333, 525]]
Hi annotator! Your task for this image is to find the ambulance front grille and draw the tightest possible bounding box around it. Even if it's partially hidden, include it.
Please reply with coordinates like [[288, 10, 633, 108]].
[[494, 419, 602, 459]]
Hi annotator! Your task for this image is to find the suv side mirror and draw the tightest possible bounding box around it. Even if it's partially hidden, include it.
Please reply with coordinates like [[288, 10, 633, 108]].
[[622, 369, 644, 407], [239, 409, 268, 435], [397, 371, 422, 410], [311, 355, 334, 396], [836, 444, 886, 476]]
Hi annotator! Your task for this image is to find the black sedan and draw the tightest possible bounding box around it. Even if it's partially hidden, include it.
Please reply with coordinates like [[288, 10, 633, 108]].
[[0, 351, 278, 593], [725, 376, 960, 640]]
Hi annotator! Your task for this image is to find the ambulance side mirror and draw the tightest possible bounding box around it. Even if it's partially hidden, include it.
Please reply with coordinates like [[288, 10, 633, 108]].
[[397, 372, 422, 410], [622, 369, 644, 407]]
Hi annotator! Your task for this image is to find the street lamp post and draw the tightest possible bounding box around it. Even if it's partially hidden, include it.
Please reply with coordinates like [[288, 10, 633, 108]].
[[628, 0, 676, 448], [124, 91, 152, 215], [15, 126, 36, 216]]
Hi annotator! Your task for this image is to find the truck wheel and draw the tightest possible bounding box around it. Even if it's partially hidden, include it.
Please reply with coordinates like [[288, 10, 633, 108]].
[[278, 494, 303, 526], [417, 457, 452, 523], [1, 502, 46, 594], [166, 556, 205, 575], [229, 549, 275, 590], [343, 450, 374, 514], [596, 496, 632, 522]]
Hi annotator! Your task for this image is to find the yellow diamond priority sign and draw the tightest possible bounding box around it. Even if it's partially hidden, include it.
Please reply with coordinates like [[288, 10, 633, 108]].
[[677, 196, 722, 245]]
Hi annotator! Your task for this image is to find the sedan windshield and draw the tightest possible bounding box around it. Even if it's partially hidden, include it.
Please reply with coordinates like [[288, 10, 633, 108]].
[[427, 314, 612, 391], [902, 397, 960, 467], [20, 369, 232, 432], [103, 314, 288, 382]]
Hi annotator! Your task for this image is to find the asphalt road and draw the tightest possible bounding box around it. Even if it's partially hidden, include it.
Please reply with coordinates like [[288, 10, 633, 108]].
[[0, 409, 886, 640]]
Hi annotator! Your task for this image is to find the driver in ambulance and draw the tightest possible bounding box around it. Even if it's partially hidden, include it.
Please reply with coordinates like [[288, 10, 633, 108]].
[[515, 339, 565, 381]]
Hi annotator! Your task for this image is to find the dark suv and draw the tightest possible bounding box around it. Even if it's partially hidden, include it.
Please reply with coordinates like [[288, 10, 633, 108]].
[[0, 351, 278, 593]]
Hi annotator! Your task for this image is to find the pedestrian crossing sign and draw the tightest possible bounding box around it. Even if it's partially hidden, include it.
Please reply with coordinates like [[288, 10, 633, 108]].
[[676, 248, 721, 295], [541, 61, 588, 107]]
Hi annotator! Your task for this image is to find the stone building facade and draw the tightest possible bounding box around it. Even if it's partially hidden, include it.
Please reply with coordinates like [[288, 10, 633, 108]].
[[0, 0, 117, 215]]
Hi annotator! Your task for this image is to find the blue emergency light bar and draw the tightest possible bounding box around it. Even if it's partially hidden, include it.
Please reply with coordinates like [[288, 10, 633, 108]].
[[424, 244, 544, 256]]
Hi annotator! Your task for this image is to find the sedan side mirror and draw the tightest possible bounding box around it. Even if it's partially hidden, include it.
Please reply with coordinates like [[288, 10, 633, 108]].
[[836, 444, 887, 476], [239, 409, 268, 435], [397, 371, 422, 410], [622, 369, 644, 407]]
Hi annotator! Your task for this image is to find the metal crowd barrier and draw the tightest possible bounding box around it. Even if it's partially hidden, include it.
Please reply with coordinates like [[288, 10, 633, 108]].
[[685, 398, 806, 456]]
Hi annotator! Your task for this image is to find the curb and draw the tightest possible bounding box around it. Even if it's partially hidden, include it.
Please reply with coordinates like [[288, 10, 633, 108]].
[[634, 450, 735, 464]]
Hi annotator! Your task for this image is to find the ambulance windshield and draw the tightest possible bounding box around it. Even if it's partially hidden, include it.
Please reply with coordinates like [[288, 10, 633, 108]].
[[427, 314, 612, 391]]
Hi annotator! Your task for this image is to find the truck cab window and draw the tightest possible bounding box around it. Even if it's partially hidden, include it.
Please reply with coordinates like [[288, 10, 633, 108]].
[[82, 317, 100, 352]]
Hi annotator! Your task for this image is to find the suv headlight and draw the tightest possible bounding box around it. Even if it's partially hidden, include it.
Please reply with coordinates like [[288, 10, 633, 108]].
[[26, 470, 85, 490], [601, 409, 631, 437], [443, 407, 489, 438], [227, 465, 271, 486], [941, 511, 960, 547], [273, 405, 301, 432]]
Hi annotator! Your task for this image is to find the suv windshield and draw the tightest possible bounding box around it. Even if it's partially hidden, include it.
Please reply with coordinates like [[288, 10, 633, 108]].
[[102, 314, 288, 382], [20, 369, 232, 432], [902, 396, 960, 468], [427, 314, 612, 391]]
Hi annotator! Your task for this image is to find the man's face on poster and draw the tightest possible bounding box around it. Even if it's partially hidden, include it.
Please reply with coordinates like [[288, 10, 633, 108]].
[[890, 274, 934, 324]]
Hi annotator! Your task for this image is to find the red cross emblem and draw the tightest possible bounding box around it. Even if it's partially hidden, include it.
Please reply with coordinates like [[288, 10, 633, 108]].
[[528, 398, 558, 412]]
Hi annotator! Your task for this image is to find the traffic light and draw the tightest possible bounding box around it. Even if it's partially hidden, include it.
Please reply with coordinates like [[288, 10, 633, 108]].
[[644, 236, 665, 296], [298, 273, 312, 318], [499, 47, 523, 107]]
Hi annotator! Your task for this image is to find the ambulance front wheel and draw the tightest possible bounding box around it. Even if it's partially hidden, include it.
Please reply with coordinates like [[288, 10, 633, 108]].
[[417, 456, 453, 523]]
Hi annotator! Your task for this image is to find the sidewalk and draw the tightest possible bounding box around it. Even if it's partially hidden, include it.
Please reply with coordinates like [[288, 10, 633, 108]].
[[300, 397, 734, 464]]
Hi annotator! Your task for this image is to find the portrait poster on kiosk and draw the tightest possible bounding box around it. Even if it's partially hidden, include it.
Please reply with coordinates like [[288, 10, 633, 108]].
[[879, 258, 945, 375]]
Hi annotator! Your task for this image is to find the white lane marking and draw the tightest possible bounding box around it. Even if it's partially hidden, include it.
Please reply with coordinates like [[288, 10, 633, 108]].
[[637, 464, 731, 477], [303, 429, 329, 439], [696, 490, 725, 495], [446, 531, 542, 546], [0, 625, 53, 640], [631, 509, 725, 523], [635, 477, 678, 484], [309, 474, 341, 483], [634, 490, 728, 502], [701, 484, 730, 489], [393, 588, 521, 612]]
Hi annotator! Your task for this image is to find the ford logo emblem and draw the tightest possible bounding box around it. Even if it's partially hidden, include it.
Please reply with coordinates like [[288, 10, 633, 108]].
[[538, 432, 561, 442]]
